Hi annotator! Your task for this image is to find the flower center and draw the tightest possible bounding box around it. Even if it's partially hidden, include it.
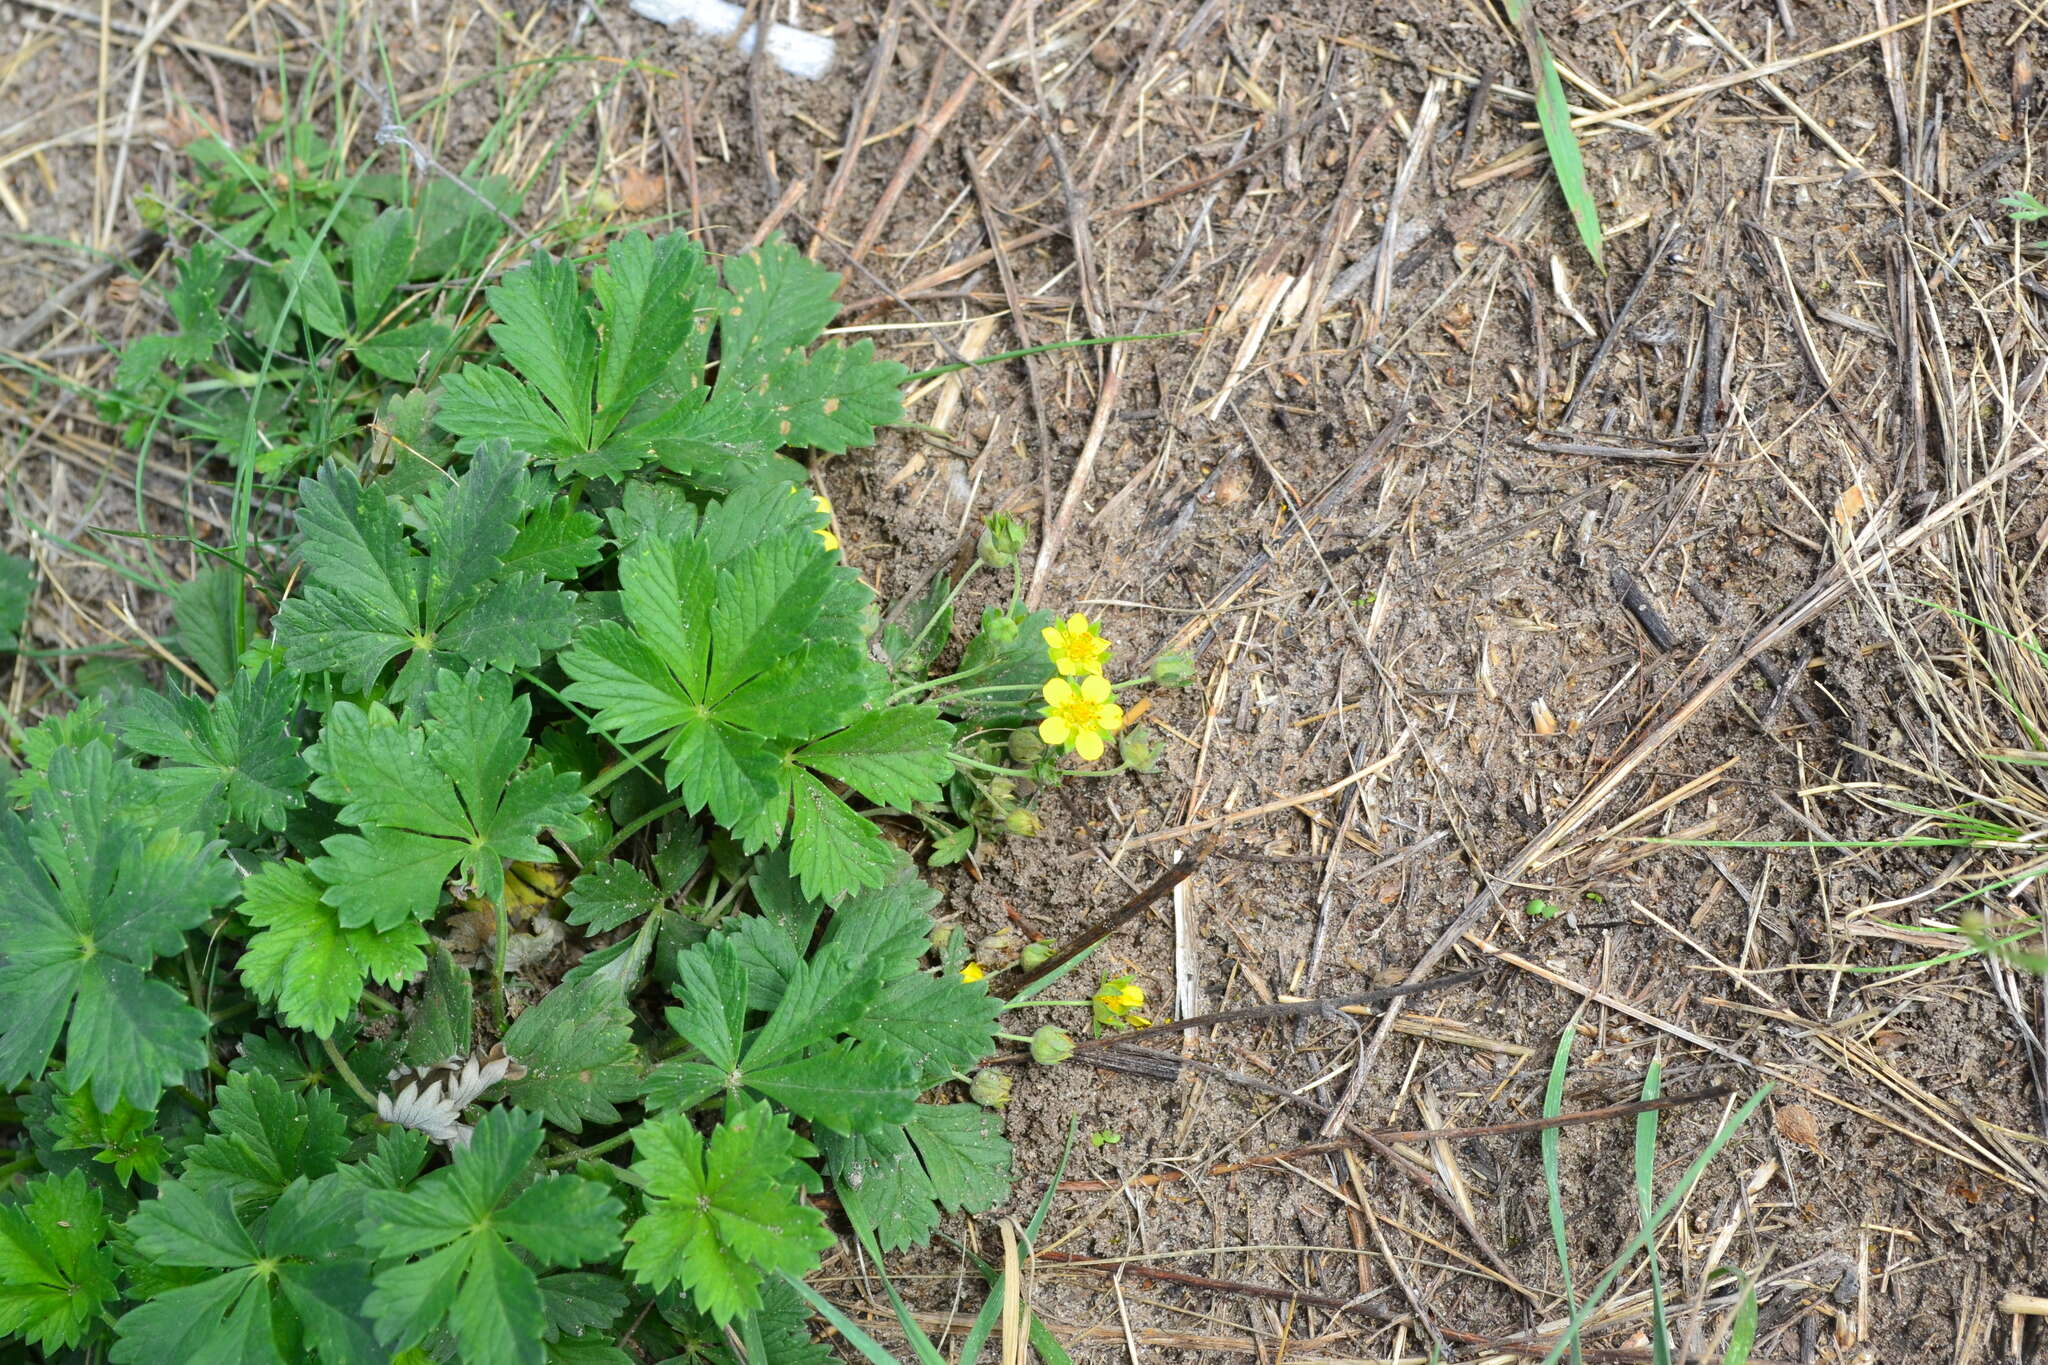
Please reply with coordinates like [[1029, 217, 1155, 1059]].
[[1053, 697, 1102, 729]]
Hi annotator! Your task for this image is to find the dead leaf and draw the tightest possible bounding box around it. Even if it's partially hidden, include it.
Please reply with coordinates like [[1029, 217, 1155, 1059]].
[[618, 165, 665, 214], [1776, 1102, 1823, 1153], [1832, 482, 1867, 528], [164, 108, 220, 149]]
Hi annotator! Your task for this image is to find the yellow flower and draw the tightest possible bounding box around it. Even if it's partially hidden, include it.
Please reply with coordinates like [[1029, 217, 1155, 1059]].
[[810, 493, 840, 552], [1041, 613, 1111, 677], [1092, 974, 1149, 1029], [960, 961, 986, 983], [1038, 675, 1123, 762]]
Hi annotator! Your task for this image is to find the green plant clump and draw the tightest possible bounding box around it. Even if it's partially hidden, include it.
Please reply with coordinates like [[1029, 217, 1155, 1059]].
[[0, 217, 1147, 1360]]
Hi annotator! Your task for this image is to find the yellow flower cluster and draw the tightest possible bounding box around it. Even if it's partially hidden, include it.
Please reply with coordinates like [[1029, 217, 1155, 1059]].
[[1092, 973, 1149, 1029], [1037, 614, 1123, 762]]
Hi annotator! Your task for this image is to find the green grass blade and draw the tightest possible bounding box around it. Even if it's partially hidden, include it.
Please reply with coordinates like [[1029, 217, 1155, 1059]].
[[1028, 1119, 1079, 1241], [1718, 1268, 1758, 1365], [1507, 1, 1605, 273], [840, 1202, 948, 1365], [953, 1285, 1006, 1365], [1541, 1085, 1771, 1365], [1635, 1060, 1671, 1365], [783, 1274, 906, 1365], [1543, 1012, 1585, 1365]]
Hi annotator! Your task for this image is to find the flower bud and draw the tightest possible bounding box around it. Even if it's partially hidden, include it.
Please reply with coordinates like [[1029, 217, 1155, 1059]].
[[969, 1069, 1013, 1109], [982, 611, 1021, 645], [929, 923, 958, 954], [1007, 728, 1046, 764], [1150, 652, 1197, 686], [1119, 725, 1159, 774], [1019, 940, 1054, 970], [1029, 1026, 1075, 1065], [977, 512, 1029, 567], [1004, 808, 1042, 837]]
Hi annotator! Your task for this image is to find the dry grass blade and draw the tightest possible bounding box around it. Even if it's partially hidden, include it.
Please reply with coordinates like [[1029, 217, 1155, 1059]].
[[1508, 0, 1604, 273]]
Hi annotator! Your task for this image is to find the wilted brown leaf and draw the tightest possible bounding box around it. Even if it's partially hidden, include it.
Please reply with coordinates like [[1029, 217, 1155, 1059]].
[[618, 165, 665, 214], [1776, 1102, 1823, 1152]]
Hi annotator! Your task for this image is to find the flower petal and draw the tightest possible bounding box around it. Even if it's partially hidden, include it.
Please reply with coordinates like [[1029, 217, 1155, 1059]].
[[1075, 729, 1104, 761], [1098, 703, 1125, 731], [1043, 677, 1075, 705], [1041, 626, 1062, 649], [1039, 716, 1072, 746], [1079, 674, 1113, 703]]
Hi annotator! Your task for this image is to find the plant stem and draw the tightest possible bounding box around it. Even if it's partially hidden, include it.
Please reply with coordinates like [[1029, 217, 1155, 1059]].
[[490, 898, 510, 1032], [320, 1035, 379, 1110], [546, 1129, 637, 1168], [897, 558, 982, 663], [599, 792, 694, 858], [952, 754, 1031, 778], [580, 732, 672, 797], [886, 656, 1007, 706]]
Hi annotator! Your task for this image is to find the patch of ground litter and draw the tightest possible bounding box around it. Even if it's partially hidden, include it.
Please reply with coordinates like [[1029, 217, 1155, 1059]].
[[6, 0, 2048, 1359]]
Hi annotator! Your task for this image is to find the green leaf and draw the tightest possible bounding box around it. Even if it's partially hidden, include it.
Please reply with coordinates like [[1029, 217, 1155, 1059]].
[[405, 174, 521, 278], [0, 551, 32, 652], [114, 245, 229, 392], [501, 976, 642, 1132], [435, 363, 582, 460], [120, 663, 307, 831], [0, 1170, 119, 1352], [827, 1104, 1010, 1253], [506, 492, 604, 580], [360, 1108, 622, 1365], [647, 935, 917, 1133], [730, 338, 907, 454], [350, 206, 415, 324], [183, 1069, 350, 1203], [484, 251, 598, 448], [847, 968, 1000, 1087], [435, 230, 891, 487], [0, 744, 236, 1110], [1510, 1, 1604, 274], [114, 1175, 381, 1365], [404, 944, 473, 1066], [621, 1101, 832, 1325], [796, 705, 954, 809], [564, 859, 662, 933], [351, 322, 451, 385], [306, 668, 588, 928], [538, 1271, 625, 1341], [238, 861, 428, 1037], [275, 445, 574, 700], [561, 509, 894, 901], [47, 1071, 169, 1185], [715, 238, 843, 386], [283, 236, 350, 339], [591, 229, 714, 422], [169, 564, 245, 688], [784, 771, 898, 902]]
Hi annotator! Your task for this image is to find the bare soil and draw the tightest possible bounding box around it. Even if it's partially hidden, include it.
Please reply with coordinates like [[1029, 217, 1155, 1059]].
[[6, 0, 2048, 1360]]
